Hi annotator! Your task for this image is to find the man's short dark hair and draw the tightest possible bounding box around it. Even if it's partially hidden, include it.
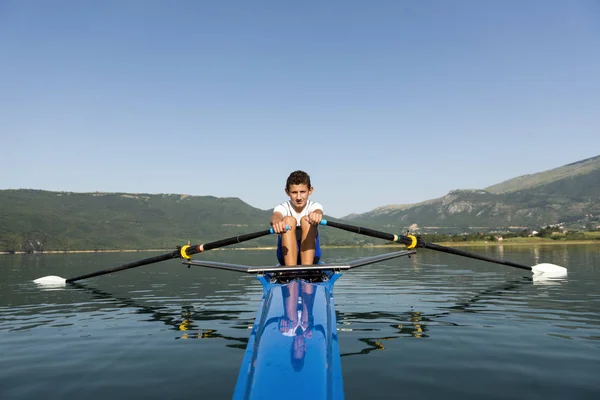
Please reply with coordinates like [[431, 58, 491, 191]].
[[286, 170, 312, 190]]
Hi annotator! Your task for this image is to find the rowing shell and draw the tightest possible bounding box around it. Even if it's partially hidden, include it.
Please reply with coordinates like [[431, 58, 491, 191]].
[[184, 250, 416, 400]]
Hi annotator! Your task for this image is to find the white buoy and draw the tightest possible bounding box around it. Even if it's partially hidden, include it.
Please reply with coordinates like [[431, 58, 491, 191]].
[[531, 263, 568, 279], [33, 276, 67, 286]]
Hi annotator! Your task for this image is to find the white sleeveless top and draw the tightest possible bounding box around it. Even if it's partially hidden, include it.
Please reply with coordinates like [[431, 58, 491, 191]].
[[273, 200, 323, 226]]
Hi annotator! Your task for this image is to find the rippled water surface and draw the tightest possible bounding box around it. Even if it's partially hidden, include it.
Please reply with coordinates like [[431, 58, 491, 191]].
[[1, 245, 599, 399]]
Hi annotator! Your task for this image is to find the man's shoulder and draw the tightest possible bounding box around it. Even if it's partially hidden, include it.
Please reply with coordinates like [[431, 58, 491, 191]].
[[273, 201, 292, 214], [308, 200, 323, 209]]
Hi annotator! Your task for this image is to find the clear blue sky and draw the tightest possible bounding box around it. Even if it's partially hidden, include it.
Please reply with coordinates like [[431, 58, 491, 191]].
[[1, 1, 599, 218]]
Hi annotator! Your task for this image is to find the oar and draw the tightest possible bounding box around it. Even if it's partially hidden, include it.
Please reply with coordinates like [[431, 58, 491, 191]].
[[319, 219, 567, 278], [34, 227, 281, 286]]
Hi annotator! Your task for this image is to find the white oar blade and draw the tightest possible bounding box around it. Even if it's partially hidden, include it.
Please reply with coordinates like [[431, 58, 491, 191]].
[[33, 276, 67, 286], [531, 263, 567, 279]]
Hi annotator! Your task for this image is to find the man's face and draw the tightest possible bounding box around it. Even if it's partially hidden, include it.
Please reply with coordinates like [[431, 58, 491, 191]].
[[285, 184, 313, 210]]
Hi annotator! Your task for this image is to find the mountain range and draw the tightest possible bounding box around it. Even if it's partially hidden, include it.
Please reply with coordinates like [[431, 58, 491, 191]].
[[346, 155, 600, 232], [1, 155, 598, 251]]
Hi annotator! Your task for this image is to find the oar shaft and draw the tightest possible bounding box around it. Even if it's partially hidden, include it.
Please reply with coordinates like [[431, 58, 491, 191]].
[[66, 228, 277, 283], [186, 229, 275, 255], [320, 219, 532, 272], [66, 251, 178, 283], [319, 219, 407, 244], [421, 242, 531, 271]]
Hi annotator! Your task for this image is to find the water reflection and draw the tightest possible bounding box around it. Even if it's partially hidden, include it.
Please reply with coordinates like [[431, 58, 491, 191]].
[[71, 283, 250, 348], [445, 278, 530, 313], [339, 277, 543, 356], [340, 309, 431, 357]]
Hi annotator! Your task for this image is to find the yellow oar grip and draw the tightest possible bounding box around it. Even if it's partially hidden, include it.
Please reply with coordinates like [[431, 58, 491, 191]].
[[405, 234, 417, 249], [180, 244, 192, 259]]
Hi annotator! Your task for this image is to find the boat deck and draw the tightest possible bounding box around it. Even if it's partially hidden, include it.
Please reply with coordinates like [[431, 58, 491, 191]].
[[233, 273, 344, 400]]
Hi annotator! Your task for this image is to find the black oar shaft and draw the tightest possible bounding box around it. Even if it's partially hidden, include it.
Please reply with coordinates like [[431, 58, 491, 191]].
[[65, 228, 276, 283], [321, 220, 532, 272], [66, 251, 179, 283], [187, 229, 274, 255], [421, 242, 531, 271], [320, 220, 399, 242]]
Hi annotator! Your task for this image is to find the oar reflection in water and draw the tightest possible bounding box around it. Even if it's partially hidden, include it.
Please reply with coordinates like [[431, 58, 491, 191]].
[[443, 278, 530, 314], [71, 283, 251, 348], [339, 277, 534, 357]]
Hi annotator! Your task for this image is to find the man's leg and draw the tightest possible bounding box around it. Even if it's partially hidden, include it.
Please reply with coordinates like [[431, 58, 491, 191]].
[[299, 217, 317, 265], [281, 216, 298, 266]]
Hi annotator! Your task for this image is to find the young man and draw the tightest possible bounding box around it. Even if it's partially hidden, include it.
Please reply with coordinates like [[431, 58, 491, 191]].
[[270, 170, 323, 266]]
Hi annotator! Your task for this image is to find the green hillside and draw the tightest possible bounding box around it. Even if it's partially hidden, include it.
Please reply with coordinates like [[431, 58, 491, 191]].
[[485, 155, 600, 194], [2, 155, 599, 252], [0, 190, 270, 252], [0, 190, 357, 252]]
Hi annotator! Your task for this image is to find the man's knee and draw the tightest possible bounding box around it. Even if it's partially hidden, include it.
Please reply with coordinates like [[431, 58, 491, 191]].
[[283, 216, 297, 229], [300, 220, 317, 238], [300, 216, 312, 228]]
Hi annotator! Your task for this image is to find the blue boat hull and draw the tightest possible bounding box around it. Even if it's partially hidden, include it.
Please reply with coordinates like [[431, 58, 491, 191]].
[[233, 273, 344, 400], [182, 249, 416, 399]]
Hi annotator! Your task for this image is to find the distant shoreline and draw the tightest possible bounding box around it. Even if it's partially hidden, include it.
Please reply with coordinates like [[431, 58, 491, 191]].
[[1, 240, 598, 255]]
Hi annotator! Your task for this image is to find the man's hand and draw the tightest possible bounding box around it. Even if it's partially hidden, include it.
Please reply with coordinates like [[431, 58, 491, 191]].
[[307, 210, 323, 225], [271, 219, 288, 234]]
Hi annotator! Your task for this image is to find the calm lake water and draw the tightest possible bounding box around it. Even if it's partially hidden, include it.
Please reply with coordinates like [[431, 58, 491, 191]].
[[1, 245, 599, 399]]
